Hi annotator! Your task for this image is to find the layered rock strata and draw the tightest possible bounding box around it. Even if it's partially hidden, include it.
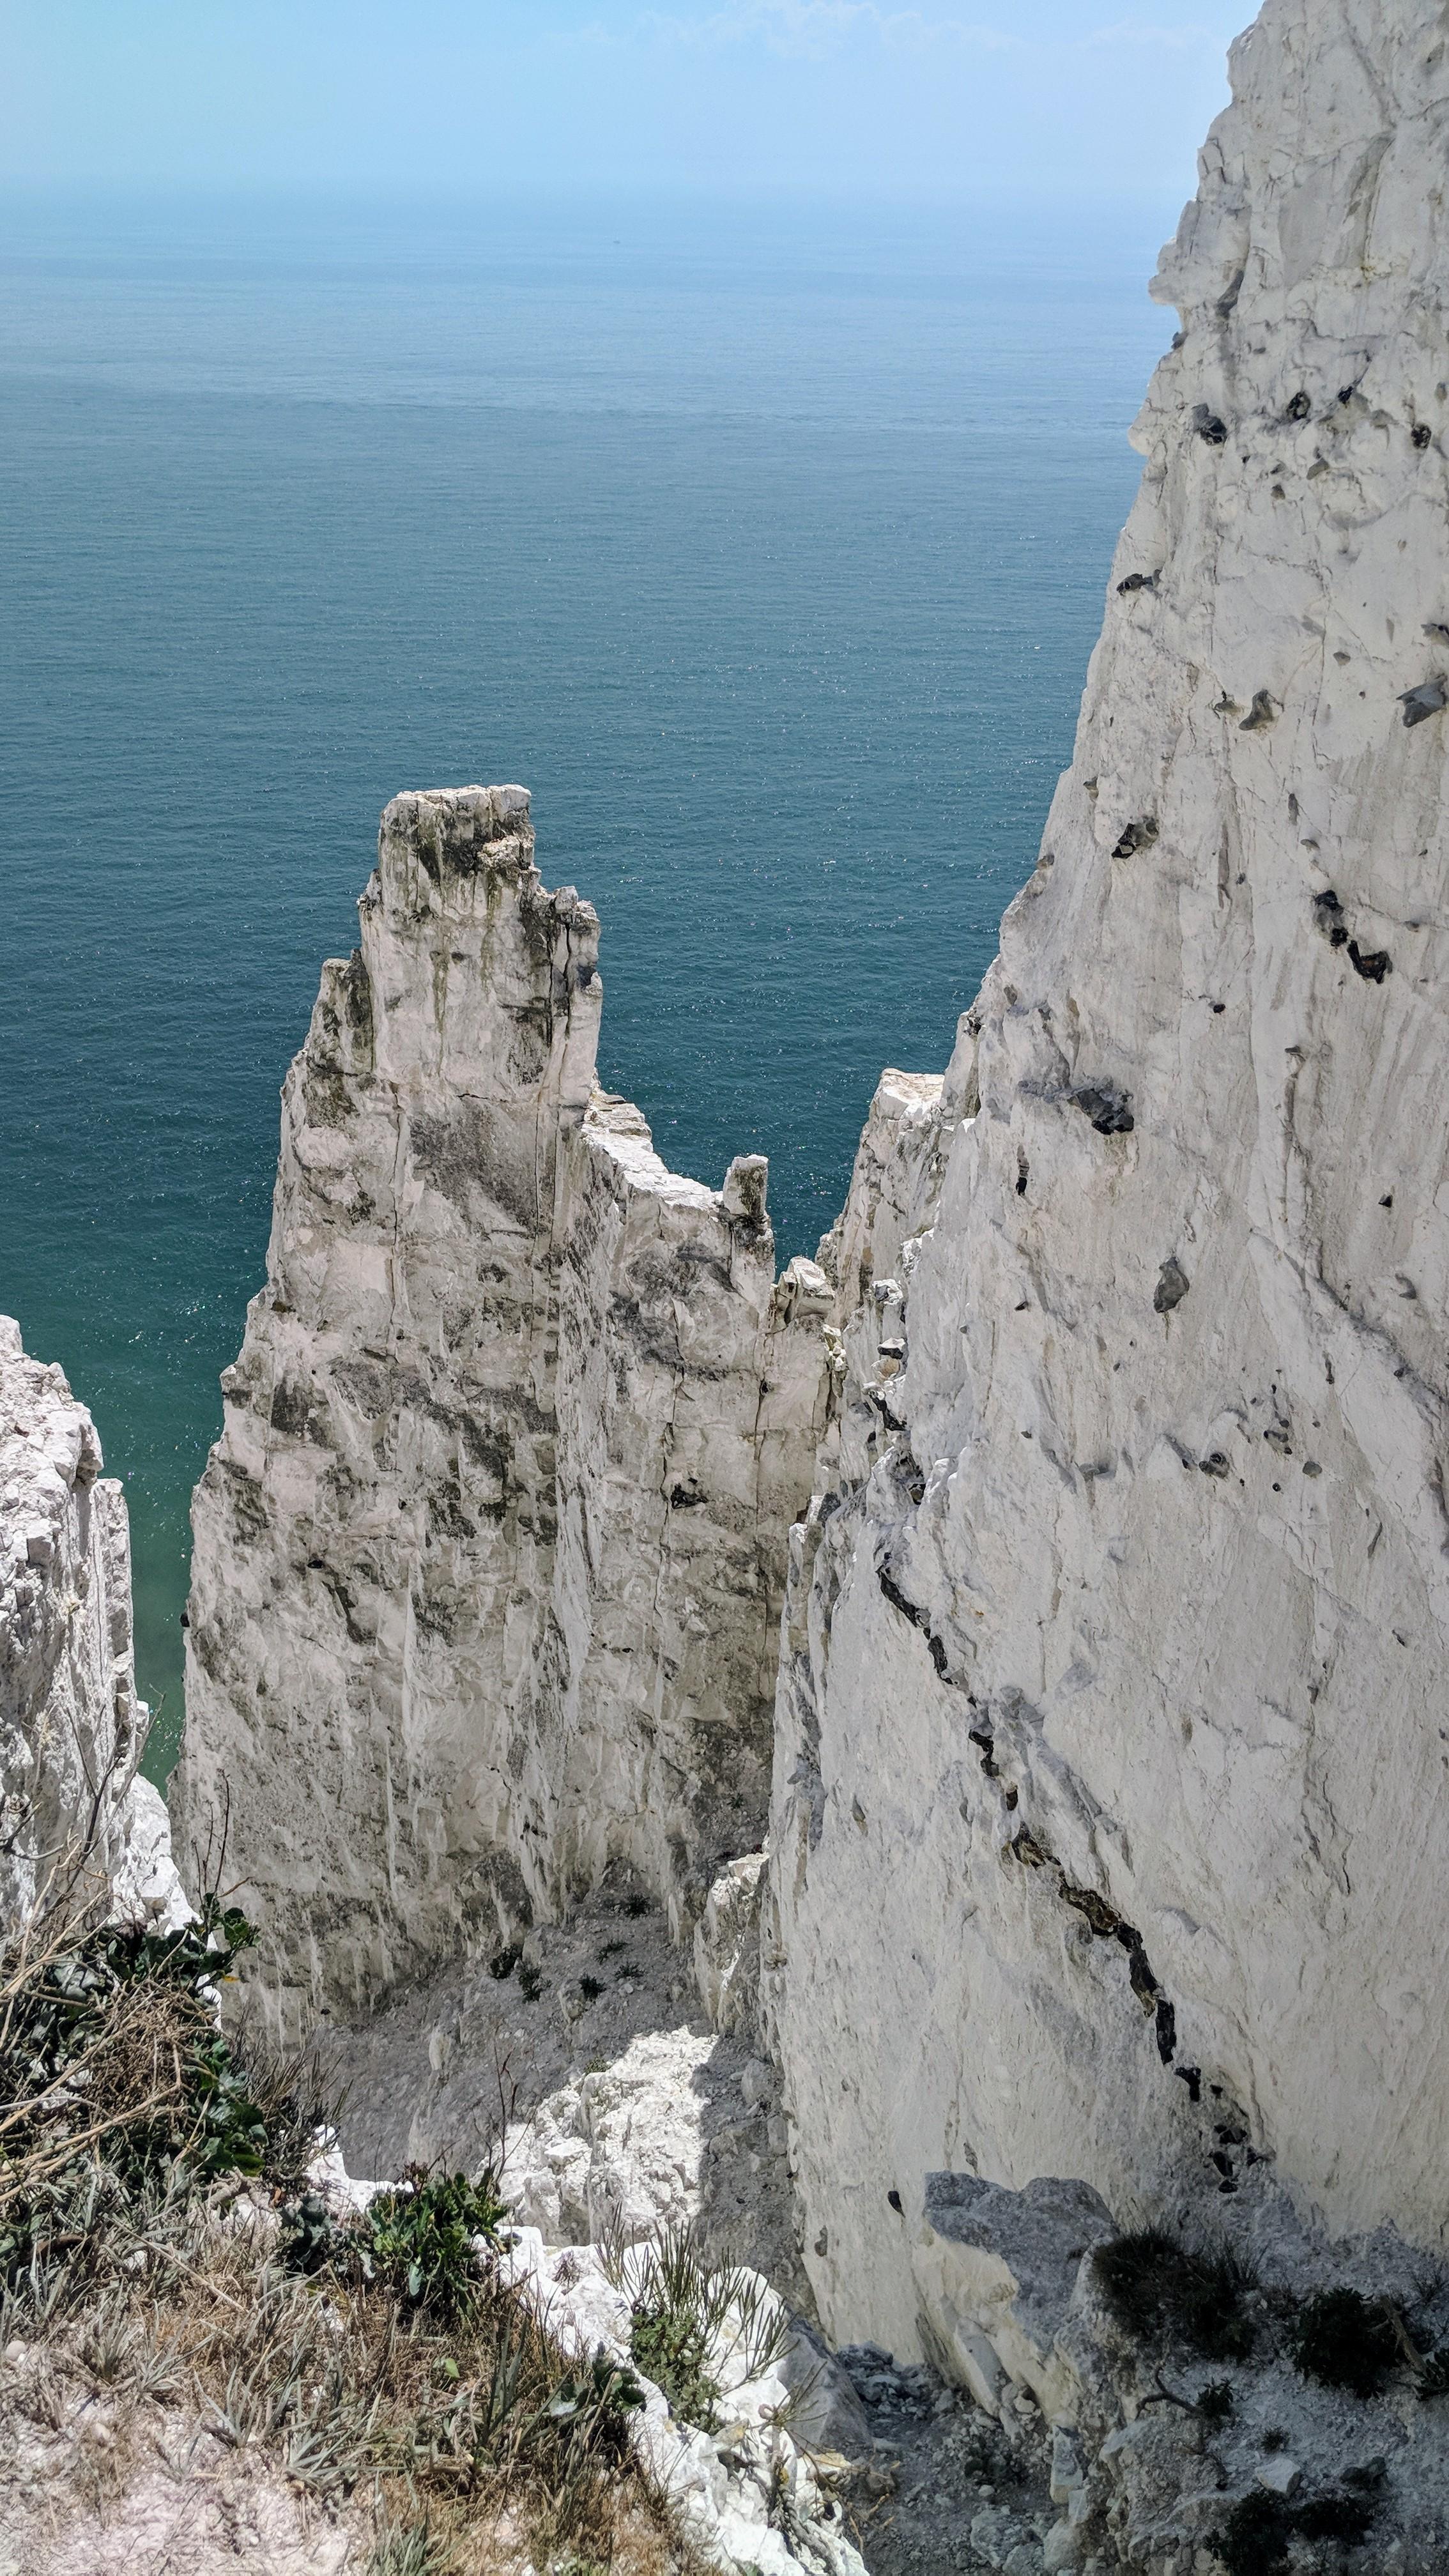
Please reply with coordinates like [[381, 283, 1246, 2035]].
[[0, 1316, 183, 1933], [766, 0, 1449, 2361], [177, 789, 829, 2035]]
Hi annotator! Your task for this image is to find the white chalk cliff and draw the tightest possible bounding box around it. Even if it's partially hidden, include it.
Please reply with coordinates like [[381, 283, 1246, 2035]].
[[175, 788, 829, 2035], [0, 1317, 184, 1935], [767, 0, 1449, 2358], [176, 0, 1449, 2467]]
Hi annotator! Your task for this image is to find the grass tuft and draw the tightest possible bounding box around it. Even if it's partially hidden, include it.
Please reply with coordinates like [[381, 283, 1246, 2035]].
[[602, 2225, 790, 2433]]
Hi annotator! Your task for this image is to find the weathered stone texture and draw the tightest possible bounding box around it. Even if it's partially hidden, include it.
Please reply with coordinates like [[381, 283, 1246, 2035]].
[[765, 0, 1449, 2357], [177, 788, 829, 2033], [0, 1316, 183, 1932]]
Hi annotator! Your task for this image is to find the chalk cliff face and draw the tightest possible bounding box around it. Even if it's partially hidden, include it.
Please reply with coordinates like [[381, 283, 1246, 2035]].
[[0, 1317, 183, 1933], [177, 789, 829, 2034], [766, 0, 1449, 2358]]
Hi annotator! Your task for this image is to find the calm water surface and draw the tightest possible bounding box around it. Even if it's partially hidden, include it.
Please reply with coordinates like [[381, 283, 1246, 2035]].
[[0, 191, 1174, 1768]]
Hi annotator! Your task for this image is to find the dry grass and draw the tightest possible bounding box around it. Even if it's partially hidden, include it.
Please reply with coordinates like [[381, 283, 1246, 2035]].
[[0, 1874, 692, 2576]]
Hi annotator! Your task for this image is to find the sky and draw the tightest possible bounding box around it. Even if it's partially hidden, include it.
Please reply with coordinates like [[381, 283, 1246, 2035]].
[[3, 1, 1254, 203]]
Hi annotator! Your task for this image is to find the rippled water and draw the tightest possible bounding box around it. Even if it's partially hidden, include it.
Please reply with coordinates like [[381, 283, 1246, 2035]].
[[0, 189, 1173, 1768]]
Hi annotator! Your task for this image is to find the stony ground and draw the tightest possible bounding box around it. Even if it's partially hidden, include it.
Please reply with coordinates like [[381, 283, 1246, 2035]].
[[328, 1871, 812, 2307], [328, 1896, 1073, 2576], [838, 2347, 1059, 2576]]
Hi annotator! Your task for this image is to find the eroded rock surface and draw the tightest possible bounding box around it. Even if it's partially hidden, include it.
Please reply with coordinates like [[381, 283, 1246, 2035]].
[[0, 1315, 185, 1934], [178, 788, 829, 2035], [766, 0, 1449, 2359]]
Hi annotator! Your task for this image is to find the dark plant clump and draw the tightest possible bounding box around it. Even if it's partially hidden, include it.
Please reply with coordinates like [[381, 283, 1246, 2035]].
[[1091, 2230, 1255, 2359], [1287, 2287, 1400, 2398], [1197, 2379, 1234, 2421], [578, 1976, 605, 2003], [1216, 2477, 1379, 2576], [1417, 2343, 1449, 2397], [1217, 2491, 1293, 2576], [1294, 2488, 1376, 2544]]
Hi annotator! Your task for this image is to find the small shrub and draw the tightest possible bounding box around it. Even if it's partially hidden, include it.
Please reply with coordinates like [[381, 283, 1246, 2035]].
[[597, 1940, 627, 1961], [1197, 2379, 1233, 2421], [487, 1947, 521, 1982], [282, 2164, 509, 2319], [1091, 2231, 1255, 2359], [1262, 2426, 1287, 2451], [624, 1894, 652, 1918], [1287, 2287, 1399, 2398], [1418, 2343, 1449, 2397], [1217, 2492, 1292, 2576], [1216, 2472, 1381, 2572], [518, 1961, 544, 2002], [578, 1977, 605, 2004], [1295, 2488, 1375, 2543], [614, 1962, 641, 1984]]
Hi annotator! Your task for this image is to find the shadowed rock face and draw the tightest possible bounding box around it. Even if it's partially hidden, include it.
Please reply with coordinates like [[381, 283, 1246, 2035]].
[[176, 788, 830, 2038], [764, 0, 1449, 2355]]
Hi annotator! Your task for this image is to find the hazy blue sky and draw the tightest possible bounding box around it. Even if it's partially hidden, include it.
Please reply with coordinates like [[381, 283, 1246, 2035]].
[[5, 2, 1251, 201]]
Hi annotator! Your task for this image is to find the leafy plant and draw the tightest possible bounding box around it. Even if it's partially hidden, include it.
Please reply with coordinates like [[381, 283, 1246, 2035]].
[[537, 2345, 647, 2464], [629, 2299, 720, 2431], [284, 2166, 509, 2320], [578, 1977, 605, 2004], [1286, 2287, 1399, 2398], [1196, 2379, 1233, 2421], [360, 2168, 509, 2315]]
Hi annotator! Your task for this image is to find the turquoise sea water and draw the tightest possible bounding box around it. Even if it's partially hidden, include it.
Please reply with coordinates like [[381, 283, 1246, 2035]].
[[1, 191, 1174, 1772]]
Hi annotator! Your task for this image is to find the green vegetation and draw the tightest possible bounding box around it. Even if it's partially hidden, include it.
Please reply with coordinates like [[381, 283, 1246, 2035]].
[[603, 2226, 790, 2434]]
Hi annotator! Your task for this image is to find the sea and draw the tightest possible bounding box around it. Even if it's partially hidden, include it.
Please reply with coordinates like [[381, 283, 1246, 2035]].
[[1, 188, 1177, 1775]]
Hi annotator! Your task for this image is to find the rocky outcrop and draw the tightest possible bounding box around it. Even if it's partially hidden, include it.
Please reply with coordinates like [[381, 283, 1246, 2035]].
[[0, 1316, 184, 1934], [765, 0, 1449, 2365], [910, 2165, 1449, 2572], [177, 788, 830, 2036]]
